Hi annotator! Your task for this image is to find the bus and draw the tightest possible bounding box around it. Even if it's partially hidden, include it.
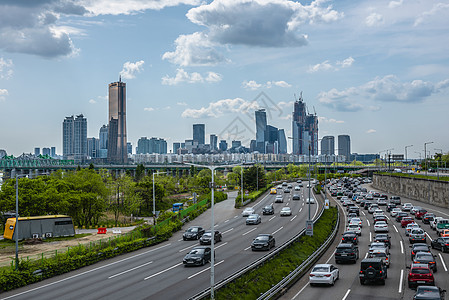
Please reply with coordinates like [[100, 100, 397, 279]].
[[4, 215, 75, 240], [270, 188, 277, 194]]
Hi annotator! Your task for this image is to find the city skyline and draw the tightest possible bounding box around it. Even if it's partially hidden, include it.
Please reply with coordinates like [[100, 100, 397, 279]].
[[0, 0, 448, 158]]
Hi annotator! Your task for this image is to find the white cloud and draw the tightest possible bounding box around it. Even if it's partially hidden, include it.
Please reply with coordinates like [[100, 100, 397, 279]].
[[318, 75, 449, 112], [388, 0, 403, 9], [366, 129, 376, 134], [89, 99, 96, 104], [181, 98, 260, 118], [0, 89, 8, 102], [414, 3, 449, 26], [120, 60, 144, 79], [277, 101, 294, 108], [162, 68, 222, 85], [365, 13, 384, 27], [308, 57, 354, 73], [242, 80, 292, 90], [318, 116, 345, 124], [144, 107, 155, 112], [0, 58, 13, 79], [177, 102, 188, 106]]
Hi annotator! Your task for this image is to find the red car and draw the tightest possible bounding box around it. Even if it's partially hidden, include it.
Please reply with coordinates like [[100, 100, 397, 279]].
[[407, 263, 434, 289], [401, 217, 415, 228], [415, 209, 428, 220]]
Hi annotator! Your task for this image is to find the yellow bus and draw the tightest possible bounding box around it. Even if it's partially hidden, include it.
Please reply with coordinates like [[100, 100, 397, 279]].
[[4, 215, 75, 240]]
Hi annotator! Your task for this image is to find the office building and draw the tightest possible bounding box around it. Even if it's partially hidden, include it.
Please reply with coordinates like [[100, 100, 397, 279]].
[[338, 135, 351, 162], [63, 114, 87, 163], [51, 147, 56, 158], [34, 148, 40, 156], [255, 109, 267, 152], [127, 142, 132, 154], [173, 142, 181, 154], [219, 140, 228, 151], [42, 148, 51, 156], [98, 125, 108, 159], [278, 129, 287, 154], [87, 137, 99, 158], [210, 134, 218, 151], [107, 77, 127, 164], [321, 136, 335, 155], [292, 93, 318, 156], [193, 124, 205, 146]]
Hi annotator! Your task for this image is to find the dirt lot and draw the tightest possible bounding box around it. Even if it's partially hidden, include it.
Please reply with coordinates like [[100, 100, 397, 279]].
[[0, 227, 134, 266]]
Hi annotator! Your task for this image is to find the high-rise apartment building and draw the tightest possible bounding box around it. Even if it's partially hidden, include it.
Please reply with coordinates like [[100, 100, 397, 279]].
[[321, 136, 335, 155], [219, 140, 228, 151], [87, 137, 99, 158], [63, 114, 87, 162], [292, 93, 318, 155], [42, 148, 51, 156], [193, 124, 205, 146], [63, 116, 75, 159], [99, 124, 108, 159], [34, 148, 40, 156], [338, 135, 351, 161], [51, 147, 56, 158], [210, 134, 218, 151], [107, 78, 127, 164], [255, 109, 267, 152], [137, 137, 167, 154]]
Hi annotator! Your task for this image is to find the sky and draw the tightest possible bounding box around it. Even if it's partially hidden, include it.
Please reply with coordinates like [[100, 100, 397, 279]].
[[0, 0, 448, 159]]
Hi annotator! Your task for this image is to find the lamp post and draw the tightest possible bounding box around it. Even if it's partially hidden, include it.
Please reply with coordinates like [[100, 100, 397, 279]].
[[424, 142, 434, 177], [405, 145, 413, 168], [152, 170, 167, 225]]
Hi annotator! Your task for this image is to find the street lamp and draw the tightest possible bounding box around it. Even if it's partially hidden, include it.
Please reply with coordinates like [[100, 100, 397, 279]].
[[405, 145, 413, 168], [152, 170, 167, 225], [424, 142, 434, 177]]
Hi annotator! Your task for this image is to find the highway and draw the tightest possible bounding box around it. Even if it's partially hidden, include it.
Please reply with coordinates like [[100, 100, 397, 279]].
[[0, 183, 320, 300], [282, 183, 449, 300]]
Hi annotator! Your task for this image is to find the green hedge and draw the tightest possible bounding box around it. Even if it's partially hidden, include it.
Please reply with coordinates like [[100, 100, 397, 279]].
[[214, 207, 338, 299], [234, 185, 272, 208]]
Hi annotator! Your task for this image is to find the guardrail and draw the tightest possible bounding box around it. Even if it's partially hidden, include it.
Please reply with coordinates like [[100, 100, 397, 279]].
[[189, 198, 329, 300]]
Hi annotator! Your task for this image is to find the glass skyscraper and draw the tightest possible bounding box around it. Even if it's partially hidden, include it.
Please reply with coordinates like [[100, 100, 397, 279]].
[[338, 135, 351, 162], [255, 109, 267, 152], [292, 93, 318, 155], [321, 136, 335, 155], [107, 78, 127, 164], [193, 124, 205, 145]]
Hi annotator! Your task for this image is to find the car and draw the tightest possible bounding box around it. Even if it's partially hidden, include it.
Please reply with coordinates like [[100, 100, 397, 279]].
[[390, 196, 401, 205], [374, 221, 389, 233], [416, 209, 428, 220], [334, 243, 359, 264], [309, 264, 339, 286], [386, 203, 397, 212], [282, 182, 288, 187], [283, 188, 290, 193], [411, 206, 422, 216], [390, 208, 402, 217], [287, 184, 293, 189], [349, 217, 363, 228], [306, 198, 315, 204], [347, 213, 358, 219], [396, 212, 409, 222], [402, 217, 415, 228], [369, 242, 389, 255], [431, 217, 444, 230], [199, 230, 222, 245], [406, 223, 421, 236], [374, 215, 387, 224], [275, 195, 284, 203], [407, 263, 435, 289], [368, 249, 390, 267], [246, 214, 261, 225], [374, 234, 391, 248], [294, 186, 301, 191], [262, 204, 275, 215], [422, 213, 435, 224], [402, 203, 413, 211], [242, 207, 255, 217], [410, 228, 427, 244], [346, 224, 362, 236], [436, 219, 449, 236], [251, 234, 275, 251], [377, 199, 387, 206], [413, 286, 446, 300], [410, 243, 432, 260], [368, 204, 379, 214], [183, 246, 212, 266], [277, 185, 283, 189], [348, 206, 360, 216], [270, 188, 277, 194], [413, 252, 437, 272], [431, 237, 449, 253], [359, 258, 387, 285], [183, 226, 205, 240], [342, 231, 359, 245], [292, 194, 300, 200], [280, 207, 292, 216]]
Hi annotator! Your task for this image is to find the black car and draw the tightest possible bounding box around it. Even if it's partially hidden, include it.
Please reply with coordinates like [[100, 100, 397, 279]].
[[410, 243, 432, 260], [359, 258, 388, 285], [413, 252, 438, 272], [183, 246, 211, 266], [374, 234, 391, 248], [386, 203, 397, 212], [251, 234, 275, 251], [348, 206, 360, 216], [292, 194, 300, 200], [431, 237, 449, 253], [262, 204, 275, 215], [335, 243, 359, 264], [364, 201, 372, 210], [413, 286, 446, 300], [423, 213, 436, 224], [342, 231, 359, 245], [199, 230, 222, 245], [283, 189, 290, 193], [183, 226, 205, 240]]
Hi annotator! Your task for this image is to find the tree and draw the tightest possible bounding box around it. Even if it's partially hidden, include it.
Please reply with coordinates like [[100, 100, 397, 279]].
[[243, 165, 266, 192], [135, 176, 166, 216], [135, 164, 145, 181]]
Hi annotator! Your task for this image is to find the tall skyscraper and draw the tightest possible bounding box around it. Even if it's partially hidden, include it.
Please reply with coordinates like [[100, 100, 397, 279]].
[[255, 109, 267, 152], [107, 78, 127, 164], [292, 93, 318, 155], [193, 124, 205, 146], [173, 142, 181, 154], [63, 116, 75, 159], [321, 136, 335, 155], [34, 147, 40, 156], [338, 135, 351, 162], [219, 140, 228, 151], [210, 134, 218, 151], [63, 114, 87, 162], [278, 129, 287, 154], [87, 137, 99, 158], [51, 147, 56, 157], [99, 124, 108, 159]]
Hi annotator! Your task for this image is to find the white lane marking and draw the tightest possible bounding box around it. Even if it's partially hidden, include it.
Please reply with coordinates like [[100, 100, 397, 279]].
[[244, 246, 251, 251], [0, 243, 172, 300], [393, 225, 399, 233], [214, 224, 219, 227], [362, 211, 366, 216], [144, 263, 182, 280], [326, 250, 336, 264], [215, 242, 228, 249], [242, 227, 258, 236], [290, 215, 297, 222], [178, 239, 183, 242], [399, 269, 404, 293], [425, 232, 432, 240], [386, 215, 390, 221], [365, 252, 368, 259], [109, 261, 153, 279], [302, 202, 305, 206], [400, 241, 404, 254], [342, 289, 351, 300], [179, 244, 197, 253], [291, 282, 309, 299], [299, 208, 303, 213], [269, 216, 276, 222], [272, 227, 284, 235], [224, 219, 230, 223], [367, 219, 370, 226], [234, 216, 238, 218], [369, 232, 372, 242], [287, 201, 290, 206], [254, 194, 269, 207], [222, 228, 234, 235], [439, 253, 448, 271], [187, 260, 225, 279]]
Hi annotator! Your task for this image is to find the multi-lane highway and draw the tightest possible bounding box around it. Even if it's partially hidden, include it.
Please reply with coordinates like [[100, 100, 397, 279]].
[[1, 182, 320, 300], [283, 183, 449, 300]]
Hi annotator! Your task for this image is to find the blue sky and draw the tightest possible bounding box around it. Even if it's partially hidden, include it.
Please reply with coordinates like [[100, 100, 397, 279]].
[[0, 0, 448, 158]]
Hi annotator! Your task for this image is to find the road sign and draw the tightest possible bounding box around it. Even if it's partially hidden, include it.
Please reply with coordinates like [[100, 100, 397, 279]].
[[306, 220, 313, 236], [324, 199, 330, 209]]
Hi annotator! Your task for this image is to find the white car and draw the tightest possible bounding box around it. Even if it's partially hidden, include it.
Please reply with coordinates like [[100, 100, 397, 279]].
[[405, 223, 420, 236], [373, 212, 385, 219], [374, 221, 389, 232], [306, 198, 316, 204], [280, 207, 292, 216], [275, 195, 284, 203], [346, 224, 362, 236], [294, 186, 301, 191], [242, 207, 255, 217], [390, 208, 401, 217], [431, 217, 444, 229], [402, 203, 413, 211], [309, 264, 339, 286], [368, 249, 390, 267], [349, 217, 363, 228], [410, 206, 422, 215], [368, 205, 379, 214], [374, 209, 384, 215]]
